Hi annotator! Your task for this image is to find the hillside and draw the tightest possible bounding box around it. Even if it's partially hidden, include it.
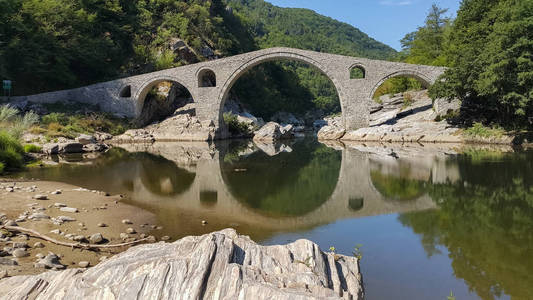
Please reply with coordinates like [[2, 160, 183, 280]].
[[228, 0, 396, 59]]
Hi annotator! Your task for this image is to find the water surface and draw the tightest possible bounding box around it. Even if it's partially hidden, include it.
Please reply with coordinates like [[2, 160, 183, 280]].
[[15, 139, 533, 300]]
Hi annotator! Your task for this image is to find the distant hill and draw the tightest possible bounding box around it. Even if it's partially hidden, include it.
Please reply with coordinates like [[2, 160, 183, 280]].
[[228, 0, 397, 59]]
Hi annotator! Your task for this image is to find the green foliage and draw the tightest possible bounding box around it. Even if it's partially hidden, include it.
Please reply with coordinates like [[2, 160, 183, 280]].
[[350, 67, 365, 79], [0, 162, 4, 174], [463, 122, 506, 138], [370, 170, 427, 201], [0, 130, 25, 172], [447, 291, 456, 300], [223, 112, 251, 135], [0, 105, 39, 139], [399, 4, 451, 66], [352, 244, 363, 260], [0, 104, 18, 123], [36, 102, 129, 138], [373, 77, 422, 100], [430, 0, 533, 129], [23, 144, 42, 153]]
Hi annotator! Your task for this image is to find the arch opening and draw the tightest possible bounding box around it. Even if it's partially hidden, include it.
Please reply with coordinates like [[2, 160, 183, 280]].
[[135, 79, 194, 127], [198, 69, 216, 87], [371, 71, 432, 103], [348, 197, 364, 211], [119, 85, 131, 98], [219, 53, 343, 134], [350, 65, 366, 79]]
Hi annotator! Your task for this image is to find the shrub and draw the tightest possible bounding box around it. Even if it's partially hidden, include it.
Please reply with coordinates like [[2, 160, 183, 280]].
[[0, 104, 18, 123], [24, 144, 42, 153], [464, 122, 506, 138], [0, 162, 4, 174], [0, 131, 25, 171], [0, 105, 39, 139], [223, 112, 251, 135], [42, 112, 68, 125]]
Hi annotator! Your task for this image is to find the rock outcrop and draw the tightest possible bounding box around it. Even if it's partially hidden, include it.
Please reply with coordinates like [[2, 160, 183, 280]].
[[318, 90, 464, 143], [113, 114, 216, 143], [0, 229, 363, 300]]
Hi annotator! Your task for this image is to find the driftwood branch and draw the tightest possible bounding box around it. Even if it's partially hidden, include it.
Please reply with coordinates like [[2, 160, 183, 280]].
[[1, 225, 149, 250]]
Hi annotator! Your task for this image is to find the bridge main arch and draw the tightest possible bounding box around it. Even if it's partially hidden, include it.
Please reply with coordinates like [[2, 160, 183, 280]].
[[215, 50, 347, 128]]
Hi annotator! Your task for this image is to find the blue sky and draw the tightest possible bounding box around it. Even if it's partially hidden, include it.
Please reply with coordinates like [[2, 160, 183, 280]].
[[267, 0, 461, 51]]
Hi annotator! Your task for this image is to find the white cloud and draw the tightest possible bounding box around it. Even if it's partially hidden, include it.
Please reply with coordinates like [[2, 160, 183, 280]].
[[379, 1, 413, 6]]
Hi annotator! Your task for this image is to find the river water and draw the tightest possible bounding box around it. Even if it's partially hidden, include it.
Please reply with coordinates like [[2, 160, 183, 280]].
[[14, 138, 533, 300]]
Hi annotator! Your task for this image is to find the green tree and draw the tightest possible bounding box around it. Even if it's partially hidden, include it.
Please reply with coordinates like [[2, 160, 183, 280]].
[[430, 0, 533, 128], [399, 3, 451, 66]]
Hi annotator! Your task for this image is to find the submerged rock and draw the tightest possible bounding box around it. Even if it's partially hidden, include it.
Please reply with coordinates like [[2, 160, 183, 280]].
[[0, 229, 363, 299]]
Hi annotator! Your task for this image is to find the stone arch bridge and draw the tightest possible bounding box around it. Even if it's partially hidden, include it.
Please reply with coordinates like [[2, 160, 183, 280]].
[[14, 47, 445, 132]]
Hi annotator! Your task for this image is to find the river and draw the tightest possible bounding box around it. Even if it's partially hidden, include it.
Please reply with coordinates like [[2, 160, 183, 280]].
[[13, 138, 533, 300]]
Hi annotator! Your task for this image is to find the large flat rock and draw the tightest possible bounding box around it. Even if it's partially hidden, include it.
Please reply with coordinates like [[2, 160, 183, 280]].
[[0, 229, 363, 300]]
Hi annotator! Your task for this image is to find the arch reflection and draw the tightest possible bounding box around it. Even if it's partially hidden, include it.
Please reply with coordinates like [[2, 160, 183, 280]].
[[221, 139, 341, 216]]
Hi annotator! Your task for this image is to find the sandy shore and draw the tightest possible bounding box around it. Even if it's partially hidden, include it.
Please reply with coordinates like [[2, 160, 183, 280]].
[[0, 180, 163, 278]]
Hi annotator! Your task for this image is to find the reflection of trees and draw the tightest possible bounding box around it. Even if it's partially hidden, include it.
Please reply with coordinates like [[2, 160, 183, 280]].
[[399, 151, 533, 300], [370, 169, 427, 201], [138, 154, 196, 196], [20, 148, 196, 197], [222, 139, 341, 216]]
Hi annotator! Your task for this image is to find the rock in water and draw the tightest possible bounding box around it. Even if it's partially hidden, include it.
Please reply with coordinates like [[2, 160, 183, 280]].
[[317, 125, 346, 140], [253, 122, 282, 142], [0, 229, 363, 299]]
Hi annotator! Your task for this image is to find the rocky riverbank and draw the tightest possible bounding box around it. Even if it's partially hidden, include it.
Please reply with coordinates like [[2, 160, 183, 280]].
[[0, 180, 163, 277], [0, 228, 363, 299]]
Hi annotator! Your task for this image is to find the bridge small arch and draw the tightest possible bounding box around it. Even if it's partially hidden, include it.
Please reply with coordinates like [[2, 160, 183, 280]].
[[370, 70, 432, 100], [119, 85, 131, 98], [349, 64, 366, 79], [198, 69, 217, 87], [133, 76, 194, 120]]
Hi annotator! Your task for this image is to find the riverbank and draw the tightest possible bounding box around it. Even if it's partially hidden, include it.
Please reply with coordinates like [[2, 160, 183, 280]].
[[0, 180, 161, 277]]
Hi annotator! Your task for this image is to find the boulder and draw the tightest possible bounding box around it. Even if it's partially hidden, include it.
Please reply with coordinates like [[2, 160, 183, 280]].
[[0, 229, 363, 299], [280, 124, 294, 139], [82, 143, 107, 152], [76, 134, 96, 145], [253, 122, 281, 142], [317, 126, 346, 140], [43, 142, 84, 154], [33, 254, 65, 270], [253, 122, 293, 142]]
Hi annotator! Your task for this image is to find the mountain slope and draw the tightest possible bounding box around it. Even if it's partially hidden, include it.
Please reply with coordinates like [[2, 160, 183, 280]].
[[228, 0, 396, 59]]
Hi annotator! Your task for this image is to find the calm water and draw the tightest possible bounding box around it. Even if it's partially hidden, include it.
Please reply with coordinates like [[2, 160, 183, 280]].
[[14, 139, 533, 300]]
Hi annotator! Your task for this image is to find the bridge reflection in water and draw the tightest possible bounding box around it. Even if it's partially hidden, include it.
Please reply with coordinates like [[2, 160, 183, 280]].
[[17, 138, 465, 241], [110, 139, 447, 241]]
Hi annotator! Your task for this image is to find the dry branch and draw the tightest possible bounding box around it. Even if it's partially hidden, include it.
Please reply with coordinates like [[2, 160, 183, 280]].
[[1, 225, 149, 250]]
